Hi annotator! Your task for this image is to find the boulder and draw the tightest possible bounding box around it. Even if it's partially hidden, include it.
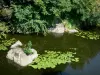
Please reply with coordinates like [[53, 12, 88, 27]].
[[7, 41, 38, 67], [11, 40, 22, 48], [48, 23, 65, 37], [6, 48, 38, 66], [48, 23, 65, 34]]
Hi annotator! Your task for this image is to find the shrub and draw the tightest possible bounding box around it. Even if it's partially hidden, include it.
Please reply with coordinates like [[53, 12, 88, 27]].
[[11, 5, 48, 34], [24, 41, 33, 55], [1, 0, 100, 34], [0, 22, 16, 51], [71, 0, 100, 27]]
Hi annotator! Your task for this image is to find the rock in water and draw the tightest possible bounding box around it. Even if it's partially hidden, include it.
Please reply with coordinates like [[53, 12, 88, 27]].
[[48, 23, 65, 34], [6, 47, 38, 66], [48, 23, 65, 37], [68, 29, 78, 33], [11, 40, 22, 48]]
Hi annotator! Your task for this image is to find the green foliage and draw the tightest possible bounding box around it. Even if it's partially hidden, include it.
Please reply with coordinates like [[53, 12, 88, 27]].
[[29, 50, 79, 69], [9, 0, 73, 34], [0, 22, 16, 51], [0, 8, 12, 18], [34, 0, 72, 16], [27, 41, 32, 49], [24, 47, 33, 55], [0, 22, 9, 39], [75, 30, 100, 40], [24, 41, 33, 55], [11, 5, 48, 34], [0, 38, 16, 50], [34, 0, 48, 15], [1, 0, 100, 34], [71, 0, 100, 26], [62, 19, 77, 30]]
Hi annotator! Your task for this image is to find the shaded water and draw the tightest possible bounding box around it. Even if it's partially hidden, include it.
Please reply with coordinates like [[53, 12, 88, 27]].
[[0, 33, 100, 75]]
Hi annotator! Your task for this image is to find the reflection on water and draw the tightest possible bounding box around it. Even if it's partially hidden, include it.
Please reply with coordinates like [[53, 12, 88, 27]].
[[42, 71, 70, 75], [64, 53, 100, 75], [0, 33, 100, 75]]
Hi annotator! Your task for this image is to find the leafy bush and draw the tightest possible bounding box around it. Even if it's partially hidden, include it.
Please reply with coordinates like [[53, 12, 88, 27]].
[[71, 0, 100, 27], [9, 0, 73, 34], [11, 5, 47, 34], [0, 38, 16, 50], [1, 0, 100, 34], [0, 8, 12, 18], [0, 22, 16, 51], [29, 50, 79, 69], [0, 22, 9, 39], [33, 0, 72, 16], [62, 19, 77, 30], [24, 41, 33, 55]]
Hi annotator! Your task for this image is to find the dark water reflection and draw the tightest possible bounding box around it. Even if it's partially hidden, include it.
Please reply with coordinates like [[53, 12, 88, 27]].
[[0, 33, 100, 75]]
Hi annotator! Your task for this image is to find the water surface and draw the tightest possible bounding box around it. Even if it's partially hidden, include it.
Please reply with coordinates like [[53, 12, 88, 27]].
[[0, 33, 100, 75]]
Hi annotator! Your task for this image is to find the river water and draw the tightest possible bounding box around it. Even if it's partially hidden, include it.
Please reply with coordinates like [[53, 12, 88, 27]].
[[0, 33, 100, 75]]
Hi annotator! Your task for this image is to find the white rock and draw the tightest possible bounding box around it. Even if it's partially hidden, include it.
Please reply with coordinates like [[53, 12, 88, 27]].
[[48, 23, 65, 37], [48, 23, 65, 34], [6, 48, 38, 66], [11, 40, 22, 48], [68, 29, 78, 33]]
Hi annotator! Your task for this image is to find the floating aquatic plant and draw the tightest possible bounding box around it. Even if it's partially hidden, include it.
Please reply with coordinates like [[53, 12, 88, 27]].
[[75, 30, 100, 40], [0, 38, 16, 51], [0, 22, 16, 51], [29, 50, 79, 69]]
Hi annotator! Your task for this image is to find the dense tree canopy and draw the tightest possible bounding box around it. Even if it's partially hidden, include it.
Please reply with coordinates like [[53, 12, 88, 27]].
[[0, 0, 100, 34]]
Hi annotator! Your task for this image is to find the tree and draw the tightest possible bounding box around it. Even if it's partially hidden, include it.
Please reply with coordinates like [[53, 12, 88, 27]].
[[11, 5, 47, 34], [71, 0, 100, 28]]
